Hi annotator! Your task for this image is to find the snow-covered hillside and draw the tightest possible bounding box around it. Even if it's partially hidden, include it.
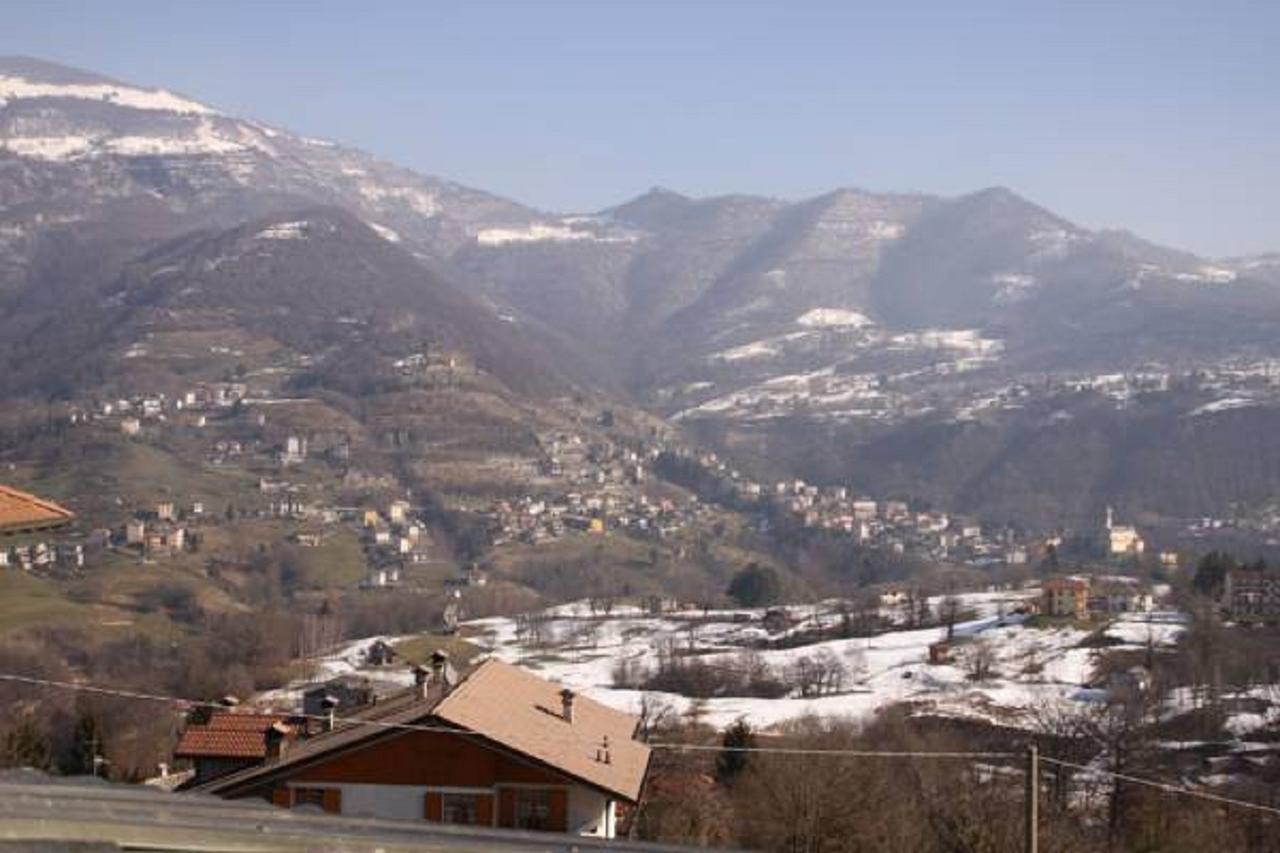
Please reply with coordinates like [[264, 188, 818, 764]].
[[458, 592, 1185, 730]]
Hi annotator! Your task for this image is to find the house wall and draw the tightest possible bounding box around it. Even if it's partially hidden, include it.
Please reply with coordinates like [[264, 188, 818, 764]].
[[289, 730, 564, 788], [268, 730, 619, 837]]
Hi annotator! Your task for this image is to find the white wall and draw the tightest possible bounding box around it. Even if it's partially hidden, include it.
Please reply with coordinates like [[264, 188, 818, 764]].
[[289, 781, 617, 837], [568, 786, 613, 837]]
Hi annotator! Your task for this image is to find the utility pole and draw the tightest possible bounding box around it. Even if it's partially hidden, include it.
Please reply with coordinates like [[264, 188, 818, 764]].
[[1025, 743, 1039, 853]]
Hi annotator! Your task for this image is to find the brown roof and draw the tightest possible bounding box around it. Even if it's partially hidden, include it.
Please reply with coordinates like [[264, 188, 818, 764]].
[[0, 485, 75, 534], [175, 713, 290, 759], [434, 660, 650, 802], [196, 660, 651, 803]]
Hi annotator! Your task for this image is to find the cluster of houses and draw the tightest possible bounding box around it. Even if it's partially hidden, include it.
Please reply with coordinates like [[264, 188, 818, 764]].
[[64, 382, 252, 438], [119, 501, 205, 561], [537, 432, 651, 487], [478, 432, 701, 547], [760, 479, 1030, 564], [359, 499, 439, 588], [486, 492, 698, 546]]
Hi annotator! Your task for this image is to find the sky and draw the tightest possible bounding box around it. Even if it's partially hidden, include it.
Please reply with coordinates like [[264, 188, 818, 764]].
[[2, 0, 1277, 256]]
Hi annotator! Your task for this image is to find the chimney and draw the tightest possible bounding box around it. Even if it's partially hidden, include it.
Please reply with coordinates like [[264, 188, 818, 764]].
[[413, 664, 431, 699], [430, 650, 450, 690], [264, 722, 290, 760], [560, 688, 576, 724], [320, 695, 339, 732]]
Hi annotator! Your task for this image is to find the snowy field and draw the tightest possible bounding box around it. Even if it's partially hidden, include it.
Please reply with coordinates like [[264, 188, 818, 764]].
[[459, 591, 1187, 731], [251, 589, 1194, 734]]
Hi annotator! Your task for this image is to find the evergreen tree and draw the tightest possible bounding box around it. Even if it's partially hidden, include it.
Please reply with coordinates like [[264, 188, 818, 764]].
[[715, 717, 755, 786], [727, 564, 781, 607]]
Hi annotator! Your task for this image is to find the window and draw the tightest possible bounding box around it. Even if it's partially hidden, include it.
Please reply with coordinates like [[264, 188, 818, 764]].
[[515, 790, 551, 830], [442, 794, 480, 825], [292, 787, 327, 809]]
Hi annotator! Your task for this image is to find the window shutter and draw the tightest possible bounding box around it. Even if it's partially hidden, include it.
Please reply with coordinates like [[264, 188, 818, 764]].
[[322, 789, 342, 814], [270, 787, 292, 808], [497, 788, 516, 828], [424, 791, 443, 822], [476, 793, 495, 827], [548, 789, 568, 832]]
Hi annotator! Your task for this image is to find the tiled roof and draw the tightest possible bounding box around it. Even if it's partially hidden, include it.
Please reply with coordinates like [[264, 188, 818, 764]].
[[0, 485, 75, 534], [174, 713, 289, 759], [435, 660, 650, 802], [197, 660, 651, 803]]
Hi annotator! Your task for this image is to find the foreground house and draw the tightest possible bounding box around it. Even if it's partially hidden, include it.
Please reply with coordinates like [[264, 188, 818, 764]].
[[185, 658, 650, 838]]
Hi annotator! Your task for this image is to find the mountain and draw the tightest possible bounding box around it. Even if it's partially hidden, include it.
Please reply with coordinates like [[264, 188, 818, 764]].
[[0, 206, 565, 400], [4, 57, 1280, 527], [0, 55, 540, 294]]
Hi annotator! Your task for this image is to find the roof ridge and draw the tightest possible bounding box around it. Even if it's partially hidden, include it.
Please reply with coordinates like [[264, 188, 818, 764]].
[[0, 485, 75, 519]]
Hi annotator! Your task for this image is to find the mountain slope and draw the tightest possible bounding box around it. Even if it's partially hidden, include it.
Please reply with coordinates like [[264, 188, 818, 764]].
[[0, 207, 564, 400]]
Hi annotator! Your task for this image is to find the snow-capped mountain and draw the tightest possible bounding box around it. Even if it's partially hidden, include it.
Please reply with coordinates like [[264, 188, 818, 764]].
[[4, 57, 1280, 525]]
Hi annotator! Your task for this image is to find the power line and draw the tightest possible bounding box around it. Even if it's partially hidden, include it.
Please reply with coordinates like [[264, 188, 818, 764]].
[[8, 666, 1275, 809], [1039, 755, 1280, 818], [647, 741, 1014, 758], [0, 671, 1013, 760]]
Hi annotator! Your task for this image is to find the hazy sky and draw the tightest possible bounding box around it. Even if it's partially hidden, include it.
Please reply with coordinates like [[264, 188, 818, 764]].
[[3, 0, 1277, 256]]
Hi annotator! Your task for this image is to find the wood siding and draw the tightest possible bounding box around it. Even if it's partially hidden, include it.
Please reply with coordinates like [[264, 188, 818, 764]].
[[290, 730, 569, 788]]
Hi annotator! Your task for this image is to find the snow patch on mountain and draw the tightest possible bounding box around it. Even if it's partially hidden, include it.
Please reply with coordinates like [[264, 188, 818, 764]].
[[356, 183, 440, 218], [256, 221, 310, 241], [367, 222, 401, 243], [1, 117, 272, 161], [1173, 266, 1237, 284], [2, 135, 95, 160], [992, 272, 1036, 303], [475, 221, 641, 246], [1187, 397, 1258, 417], [889, 329, 1003, 355], [0, 75, 216, 115], [797, 308, 874, 328]]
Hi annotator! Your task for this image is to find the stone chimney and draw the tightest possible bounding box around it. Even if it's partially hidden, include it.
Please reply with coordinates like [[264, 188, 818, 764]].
[[412, 664, 431, 699], [560, 688, 576, 724], [430, 650, 450, 690], [320, 695, 339, 732], [264, 721, 290, 760]]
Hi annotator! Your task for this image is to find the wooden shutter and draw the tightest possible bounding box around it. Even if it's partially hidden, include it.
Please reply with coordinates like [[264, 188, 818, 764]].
[[548, 789, 568, 832], [497, 788, 516, 828], [270, 787, 292, 808], [424, 791, 443, 822], [322, 789, 342, 814], [476, 793, 495, 827]]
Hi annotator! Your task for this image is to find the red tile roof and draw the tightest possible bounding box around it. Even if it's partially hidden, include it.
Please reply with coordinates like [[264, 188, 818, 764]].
[[0, 485, 75, 534], [174, 713, 290, 759]]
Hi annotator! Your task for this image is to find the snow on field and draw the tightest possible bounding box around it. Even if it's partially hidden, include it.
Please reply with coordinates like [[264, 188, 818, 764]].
[[252, 635, 416, 710], [457, 593, 1186, 731]]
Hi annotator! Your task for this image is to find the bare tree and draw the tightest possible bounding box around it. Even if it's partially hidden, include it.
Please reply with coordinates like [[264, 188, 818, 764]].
[[963, 638, 997, 682]]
